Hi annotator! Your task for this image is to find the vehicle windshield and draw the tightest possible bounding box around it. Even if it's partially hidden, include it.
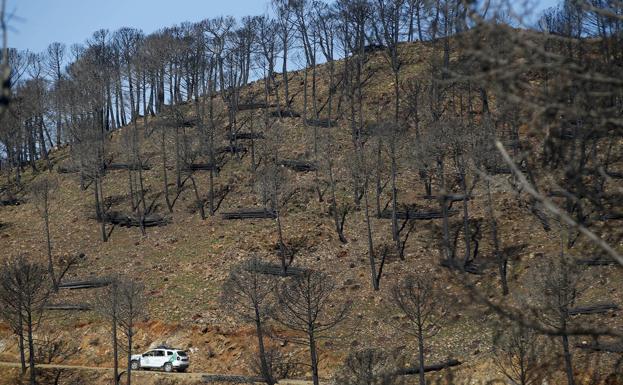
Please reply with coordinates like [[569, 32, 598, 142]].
[[177, 351, 188, 357]]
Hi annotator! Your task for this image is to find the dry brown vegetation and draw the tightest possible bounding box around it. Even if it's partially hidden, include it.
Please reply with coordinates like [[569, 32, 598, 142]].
[[0, 1, 622, 384]]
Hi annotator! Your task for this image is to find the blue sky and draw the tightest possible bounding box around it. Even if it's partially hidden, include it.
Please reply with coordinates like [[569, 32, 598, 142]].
[[7, 0, 269, 52], [7, 0, 559, 53]]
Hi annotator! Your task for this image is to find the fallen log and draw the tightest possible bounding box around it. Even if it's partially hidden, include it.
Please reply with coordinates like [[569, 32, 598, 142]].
[[279, 159, 318, 172], [105, 162, 150, 171], [202, 375, 264, 384], [597, 212, 623, 221], [576, 342, 623, 353], [575, 257, 617, 266], [396, 359, 461, 376], [102, 211, 169, 227], [305, 118, 337, 128], [44, 303, 91, 311], [237, 102, 274, 111], [605, 171, 623, 179], [245, 262, 309, 277], [440, 259, 482, 275], [547, 190, 567, 198], [363, 43, 386, 53], [418, 195, 469, 202], [58, 279, 111, 290], [379, 209, 459, 220], [0, 197, 22, 206], [222, 208, 277, 220], [180, 118, 199, 128], [183, 163, 220, 172], [569, 303, 619, 316], [226, 132, 265, 140], [270, 109, 301, 118], [57, 164, 80, 174], [218, 145, 247, 155], [485, 165, 512, 175], [554, 127, 619, 141]]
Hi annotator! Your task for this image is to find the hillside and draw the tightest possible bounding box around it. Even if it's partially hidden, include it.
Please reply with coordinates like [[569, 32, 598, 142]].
[[1, 31, 622, 385]]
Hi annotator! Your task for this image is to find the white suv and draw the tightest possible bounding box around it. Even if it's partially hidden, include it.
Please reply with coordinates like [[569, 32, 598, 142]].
[[131, 347, 189, 372]]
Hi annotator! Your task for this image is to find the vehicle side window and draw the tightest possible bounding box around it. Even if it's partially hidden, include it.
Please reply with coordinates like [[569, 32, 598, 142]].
[[167, 351, 173, 356], [143, 351, 153, 357], [155, 350, 165, 357]]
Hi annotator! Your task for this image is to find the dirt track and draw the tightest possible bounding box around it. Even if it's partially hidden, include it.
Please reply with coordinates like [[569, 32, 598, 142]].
[[0, 361, 316, 384]]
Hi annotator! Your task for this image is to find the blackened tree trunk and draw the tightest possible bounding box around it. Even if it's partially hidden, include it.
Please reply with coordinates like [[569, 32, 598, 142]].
[[254, 308, 274, 385], [417, 321, 426, 385], [561, 330, 575, 385], [486, 179, 507, 295], [309, 331, 320, 385], [26, 309, 36, 385]]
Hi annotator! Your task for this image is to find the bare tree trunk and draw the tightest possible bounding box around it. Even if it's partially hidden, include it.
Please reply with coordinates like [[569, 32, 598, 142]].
[[308, 332, 320, 385], [95, 178, 108, 242], [486, 179, 507, 295], [112, 291, 119, 385], [459, 169, 471, 268], [128, 70, 135, 122], [363, 159, 378, 290], [18, 313, 26, 375], [438, 158, 451, 263], [254, 308, 274, 385], [43, 203, 57, 290], [418, 323, 426, 385], [190, 176, 206, 220], [27, 311, 35, 385], [375, 138, 383, 217], [561, 333, 575, 385], [282, 40, 289, 109], [174, 127, 182, 189], [161, 128, 172, 212], [390, 142, 401, 259], [276, 211, 287, 275], [126, 326, 132, 385], [328, 160, 347, 244]]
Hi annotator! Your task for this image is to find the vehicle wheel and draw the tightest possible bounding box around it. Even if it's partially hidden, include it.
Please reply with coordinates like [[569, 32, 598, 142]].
[[131, 360, 140, 371], [163, 363, 173, 373], [178, 367, 187, 373]]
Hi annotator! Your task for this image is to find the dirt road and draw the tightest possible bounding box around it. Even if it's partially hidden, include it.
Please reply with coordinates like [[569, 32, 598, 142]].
[[0, 361, 316, 384]]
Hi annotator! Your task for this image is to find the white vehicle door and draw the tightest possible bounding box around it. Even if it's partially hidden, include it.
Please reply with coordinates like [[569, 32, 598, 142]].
[[141, 351, 154, 368], [153, 350, 167, 367], [166, 351, 174, 366]]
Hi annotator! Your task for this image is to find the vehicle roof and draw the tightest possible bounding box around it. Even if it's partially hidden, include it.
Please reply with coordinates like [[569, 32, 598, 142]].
[[148, 348, 186, 352]]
